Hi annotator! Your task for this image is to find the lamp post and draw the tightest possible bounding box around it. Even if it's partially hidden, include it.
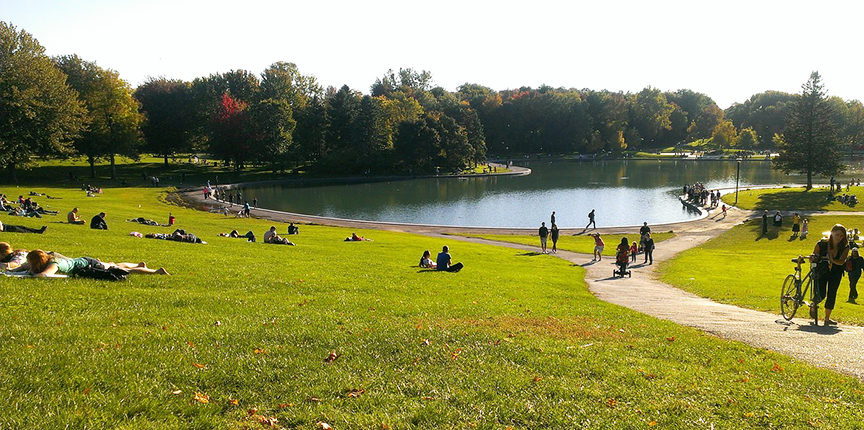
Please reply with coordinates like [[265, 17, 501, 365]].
[[735, 160, 740, 206]]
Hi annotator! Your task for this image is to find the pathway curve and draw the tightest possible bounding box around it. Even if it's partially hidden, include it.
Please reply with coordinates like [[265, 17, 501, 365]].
[[179, 188, 864, 380], [445, 207, 864, 380]]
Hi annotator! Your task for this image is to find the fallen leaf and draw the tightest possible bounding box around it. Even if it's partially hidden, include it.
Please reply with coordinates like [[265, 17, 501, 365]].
[[532, 376, 542, 382], [259, 415, 279, 426], [450, 348, 462, 360], [162, 325, 168, 330], [254, 348, 267, 354], [745, 412, 754, 418], [187, 341, 194, 348], [421, 339, 430, 346], [412, 357, 420, 365], [324, 351, 339, 363], [309, 396, 321, 402], [648, 421, 657, 426], [229, 398, 238, 405], [278, 403, 293, 408], [347, 388, 365, 398], [193, 392, 210, 404], [172, 389, 183, 395], [192, 362, 206, 369], [316, 422, 333, 430], [82, 387, 92, 395], [421, 396, 435, 400], [666, 337, 675, 342], [770, 363, 784, 372], [247, 407, 258, 416], [607, 398, 617, 408]]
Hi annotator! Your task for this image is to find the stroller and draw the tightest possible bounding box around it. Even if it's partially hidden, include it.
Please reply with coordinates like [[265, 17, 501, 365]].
[[613, 247, 632, 278]]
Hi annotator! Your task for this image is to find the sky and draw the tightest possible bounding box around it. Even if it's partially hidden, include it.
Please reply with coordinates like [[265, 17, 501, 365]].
[[4, 0, 862, 109]]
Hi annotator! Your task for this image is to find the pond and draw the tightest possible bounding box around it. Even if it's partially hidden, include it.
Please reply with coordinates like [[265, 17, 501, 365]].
[[241, 159, 864, 228]]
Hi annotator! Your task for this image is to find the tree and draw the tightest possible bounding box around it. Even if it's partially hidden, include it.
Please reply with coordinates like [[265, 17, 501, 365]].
[[259, 62, 321, 109], [710, 120, 738, 149], [54, 54, 142, 179], [735, 127, 758, 149], [209, 93, 251, 171], [725, 91, 794, 147], [773, 72, 843, 190], [248, 98, 295, 173], [0, 22, 85, 181], [628, 87, 674, 148], [135, 78, 194, 166]]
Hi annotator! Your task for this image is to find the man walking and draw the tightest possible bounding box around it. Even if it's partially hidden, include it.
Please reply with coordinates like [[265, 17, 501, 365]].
[[538, 222, 549, 254], [550, 211, 556, 226], [643, 233, 655, 264], [586, 209, 596, 230], [639, 222, 651, 251], [762, 210, 768, 236]]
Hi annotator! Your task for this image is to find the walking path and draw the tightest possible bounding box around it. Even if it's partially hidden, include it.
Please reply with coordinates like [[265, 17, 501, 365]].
[[179, 188, 864, 380]]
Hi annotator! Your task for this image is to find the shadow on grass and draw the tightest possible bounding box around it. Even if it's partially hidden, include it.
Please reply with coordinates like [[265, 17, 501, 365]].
[[517, 252, 544, 257], [756, 189, 832, 211]]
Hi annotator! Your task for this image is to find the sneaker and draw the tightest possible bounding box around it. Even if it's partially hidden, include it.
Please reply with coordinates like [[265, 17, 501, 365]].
[[825, 319, 838, 326], [38, 226, 47, 234]]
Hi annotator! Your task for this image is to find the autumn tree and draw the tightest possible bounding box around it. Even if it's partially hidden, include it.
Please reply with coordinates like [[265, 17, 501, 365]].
[[55, 54, 142, 179], [209, 93, 251, 171], [773, 72, 843, 190], [711, 120, 738, 149], [0, 22, 85, 181]]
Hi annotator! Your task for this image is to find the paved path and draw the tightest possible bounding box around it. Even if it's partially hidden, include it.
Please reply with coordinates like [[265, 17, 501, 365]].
[[180, 187, 864, 380], [445, 207, 864, 380]]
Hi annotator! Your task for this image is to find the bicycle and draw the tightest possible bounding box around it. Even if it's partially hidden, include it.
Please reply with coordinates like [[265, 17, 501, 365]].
[[780, 255, 823, 324]]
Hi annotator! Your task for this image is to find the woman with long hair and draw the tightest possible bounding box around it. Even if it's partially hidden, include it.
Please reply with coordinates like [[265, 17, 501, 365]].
[[26, 250, 169, 276], [813, 224, 849, 325]]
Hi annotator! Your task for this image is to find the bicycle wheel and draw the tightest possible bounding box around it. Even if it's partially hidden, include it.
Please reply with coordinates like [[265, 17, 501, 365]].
[[780, 274, 799, 320]]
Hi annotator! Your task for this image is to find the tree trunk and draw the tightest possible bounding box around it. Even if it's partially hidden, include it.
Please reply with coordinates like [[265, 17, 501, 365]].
[[164, 154, 169, 167], [6, 163, 17, 183], [806, 169, 812, 191], [89, 155, 96, 179], [110, 153, 116, 180]]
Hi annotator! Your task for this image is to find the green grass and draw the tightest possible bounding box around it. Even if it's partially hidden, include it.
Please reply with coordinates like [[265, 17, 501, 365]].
[[462, 231, 675, 256], [660, 215, 864, 325], [2, 179, 864, 427], [724, 186, 864, 212]]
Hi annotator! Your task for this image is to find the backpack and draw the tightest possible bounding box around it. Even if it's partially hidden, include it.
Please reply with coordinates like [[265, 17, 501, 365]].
[[74, 266, 129, 281]]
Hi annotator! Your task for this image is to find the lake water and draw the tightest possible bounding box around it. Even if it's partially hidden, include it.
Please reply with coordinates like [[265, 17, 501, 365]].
[[242, 159, 864, 228]]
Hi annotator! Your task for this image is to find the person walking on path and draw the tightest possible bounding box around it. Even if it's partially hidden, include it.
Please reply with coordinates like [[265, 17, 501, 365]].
[[550, 211, 556, 226], [586, 209, 596, 230], [550, 224, 559, 254], [639, 222, 651, 251], [538, 222, 549, 254], [814, 224, 849, 326], [762, 210, 768, 236], [592, 233, 604, 261], [848, 247, 864, 303], [243, 202, 251, 218], [643, 233, 655, 265]]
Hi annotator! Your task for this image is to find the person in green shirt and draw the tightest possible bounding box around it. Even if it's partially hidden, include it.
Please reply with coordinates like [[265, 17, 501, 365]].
[[26, 250, 169, 276]]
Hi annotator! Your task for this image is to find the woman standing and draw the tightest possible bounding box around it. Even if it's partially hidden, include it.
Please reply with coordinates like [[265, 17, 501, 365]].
[[814, 224, 849, 325], [550, 224, 559, 254]]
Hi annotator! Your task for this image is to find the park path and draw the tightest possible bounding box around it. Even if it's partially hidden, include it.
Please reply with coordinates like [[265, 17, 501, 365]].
[[442, 207, 864, 381], [180, 186, 864, 380]]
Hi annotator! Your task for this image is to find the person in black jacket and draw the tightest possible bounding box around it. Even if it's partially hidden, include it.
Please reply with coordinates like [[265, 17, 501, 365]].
[[848, 247, 864, 302], [643, 233, 655, 265], [90, 212, 108, 230]]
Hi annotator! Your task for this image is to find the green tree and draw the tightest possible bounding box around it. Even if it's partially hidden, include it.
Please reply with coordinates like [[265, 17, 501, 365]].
[[710, 120, 738, 149], [773, 72, 843, 190], [248, 98, 295, 173], [735, 127, 759, 149], [725, 91, 794, 147], [55, 54, 142, 179], [135, 78, 194, 166], [629, 87, 674, 148], [0, 22, 85, 181], [259, 62, 321, 109]]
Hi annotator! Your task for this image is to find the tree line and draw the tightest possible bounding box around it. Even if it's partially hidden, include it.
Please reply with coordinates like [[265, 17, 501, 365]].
[[3, 22, 864, 181]]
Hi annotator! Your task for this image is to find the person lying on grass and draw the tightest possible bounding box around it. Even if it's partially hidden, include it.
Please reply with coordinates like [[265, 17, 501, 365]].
[[25, 249, 169, 276], [0, 220, 46, 234], [0, 242, 27, 270], [264, 226, 295, 245], [219, 229, 256, 242], [344, 233, 371, 242], [145, 229, 205, 244]]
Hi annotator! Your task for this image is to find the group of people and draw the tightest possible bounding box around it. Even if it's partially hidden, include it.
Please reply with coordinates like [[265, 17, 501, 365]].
[[809, 224, 864, 326], [683, 183, 721, 208], [762, 210, 809, 239], [419, 246, 463, 272]]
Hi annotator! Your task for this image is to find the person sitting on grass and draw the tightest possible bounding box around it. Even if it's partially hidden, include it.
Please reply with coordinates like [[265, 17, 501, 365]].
[[436, 245, 464, 272], [263, 226, 295, 245], [419, 250, 437, 269], [25, 249, 169, 276], [90, 212, 108, 230], [0, 242, 28, 270], [219, 229, 256, 242], [345, 232, 370, 242], [67, 207, 85, 224], [0, 220, 46, 234], [287, 223, 299, 235]]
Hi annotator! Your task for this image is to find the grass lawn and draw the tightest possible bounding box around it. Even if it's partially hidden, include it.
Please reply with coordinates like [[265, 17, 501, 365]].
[[461, 231, 676, 256], [2, 179, 864, 428], [660, 215, 864, 326], [723, 186, 864, 212]]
